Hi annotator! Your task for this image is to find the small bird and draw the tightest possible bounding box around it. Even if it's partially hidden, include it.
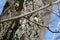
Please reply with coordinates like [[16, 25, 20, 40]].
[[33, 17, 39, 23]]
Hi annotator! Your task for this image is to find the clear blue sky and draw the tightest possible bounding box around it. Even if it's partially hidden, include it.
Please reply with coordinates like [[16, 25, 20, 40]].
[[44, 4, 60, 40], [0, 0, 60, 40], [0, 0, 6, 15]]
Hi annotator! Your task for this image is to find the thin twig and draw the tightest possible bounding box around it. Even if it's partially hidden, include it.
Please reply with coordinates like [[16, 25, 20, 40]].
[[0, 0, 16, 17], [0, 0, 60, 23], [24, 17, 60, 33], [47, 9, 60, 17]]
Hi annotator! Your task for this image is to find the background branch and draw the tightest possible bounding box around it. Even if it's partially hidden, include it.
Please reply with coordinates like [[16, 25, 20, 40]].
[[0, 0, 60, 23]]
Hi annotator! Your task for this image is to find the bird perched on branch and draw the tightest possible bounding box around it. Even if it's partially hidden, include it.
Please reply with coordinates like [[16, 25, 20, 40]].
[[33, 17, 39, 23]]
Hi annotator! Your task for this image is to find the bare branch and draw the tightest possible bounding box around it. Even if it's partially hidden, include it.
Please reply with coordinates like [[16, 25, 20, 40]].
[[0, 0, 60, 23], [24, 17, 60, 33], [47, 9, 60, 17], [0, 0, 16, 17]]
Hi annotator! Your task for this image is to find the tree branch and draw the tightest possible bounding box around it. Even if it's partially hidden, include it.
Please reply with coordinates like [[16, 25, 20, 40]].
[[0, 0, 60, 23], [24, 17, 60, 33]]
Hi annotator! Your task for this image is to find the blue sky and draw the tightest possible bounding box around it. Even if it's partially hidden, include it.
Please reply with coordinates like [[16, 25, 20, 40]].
[[0, 0, 60, 40], [0, 0, 6, 15], [44, 4, 60, 40]]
